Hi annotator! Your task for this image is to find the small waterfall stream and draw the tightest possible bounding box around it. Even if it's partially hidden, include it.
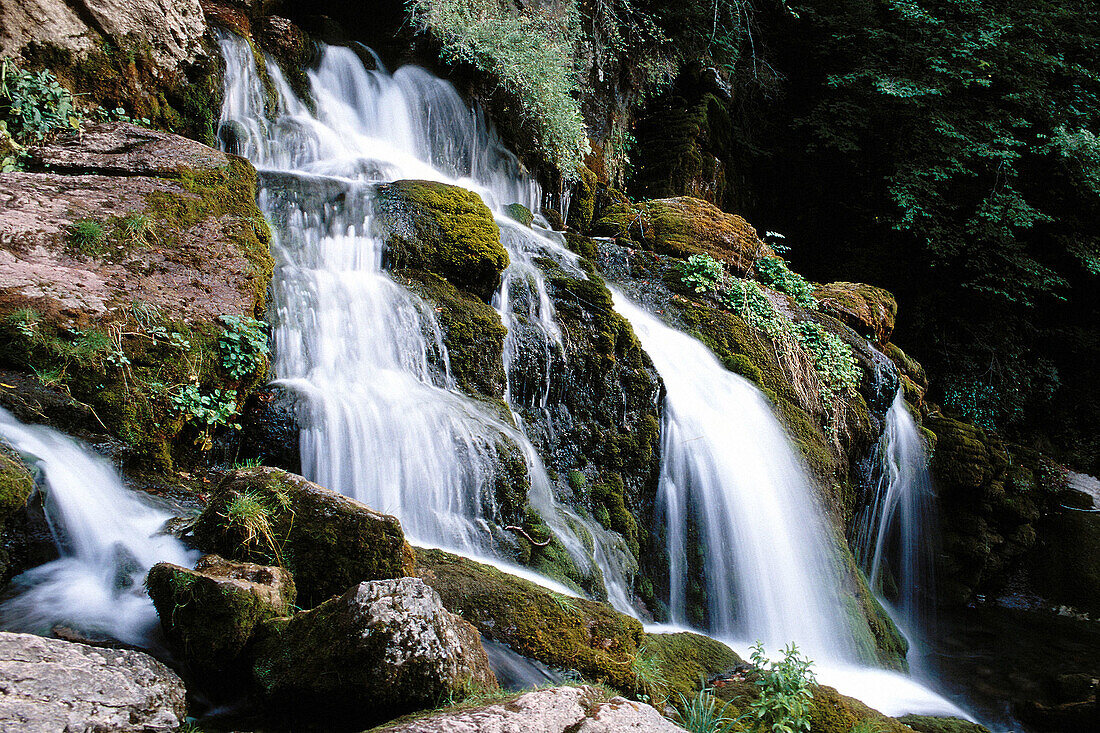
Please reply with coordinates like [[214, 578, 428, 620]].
[[217, 33, 634, 607], [0, 408, 194, 646], [857, 389, 937, 673]]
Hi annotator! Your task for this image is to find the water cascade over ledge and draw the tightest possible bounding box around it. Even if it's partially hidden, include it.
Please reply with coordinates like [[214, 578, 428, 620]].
[[217, 32, 635, 608], [0, 408, 195, 647]]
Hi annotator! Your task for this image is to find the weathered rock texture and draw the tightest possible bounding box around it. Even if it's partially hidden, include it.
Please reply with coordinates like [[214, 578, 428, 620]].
[[0, 631, 187, 732], [251, 577, 497, 728], [146, 554, 295, 671], [190, 467, 415, 607], [814, 281, 898, 346], [375, 685, 686, 732]]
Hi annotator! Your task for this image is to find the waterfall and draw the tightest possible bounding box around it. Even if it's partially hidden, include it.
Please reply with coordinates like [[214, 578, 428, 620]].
[[217, 33, 634, 608], [609, 291, 857, 660], [0, 409, 194, 646], [856, 389, 937, 672]]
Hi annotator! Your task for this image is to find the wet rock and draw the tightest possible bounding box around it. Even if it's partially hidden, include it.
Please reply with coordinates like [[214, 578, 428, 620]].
[[374, 684, 686, 732], [251, 577, 497, 728], [190, 467, 415, 607], [146, 554, 295, 672], [376, 179, 508, 301], [0, 631, 187, 732], [814, 281, 898, 346], [239, 384, 302, 474], [1032, 508, 1100, 615], [643, 631, 743, 701], [898, 715, 992, 733], [505, 202, 535, 226], [416, 548, 644, 691], [0, 445, 47, 584]]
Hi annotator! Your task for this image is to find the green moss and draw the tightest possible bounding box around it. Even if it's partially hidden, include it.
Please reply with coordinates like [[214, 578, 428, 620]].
[[644, 631, 743, 702], [376, 180, 507, 301], [416, 548, 644, 691], [0, 452, 33, 521], [567, 166, 597, 232], [899, 715, 992, 733], [564, 232, 600, 261], [190, 468, 416, 608], [504, 202, 534, 226]]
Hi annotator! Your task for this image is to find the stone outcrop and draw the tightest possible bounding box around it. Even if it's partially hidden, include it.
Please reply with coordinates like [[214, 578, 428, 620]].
[[374, 685, 686, 732], [376, 179, 508, 301], [190, 467, 415, 607], [146, 554, 295, 672], [251, 577, 497, 728], [814, 281, 898, 346], [0, 631, 187, 732]]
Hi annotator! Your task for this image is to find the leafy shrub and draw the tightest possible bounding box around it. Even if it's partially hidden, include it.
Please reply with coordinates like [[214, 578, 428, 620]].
[[680, 253, 729, 294], [753, 257, 817, 309], [790, 321, 861, 408], [168, 385, 241, 446], [0, 58, 80, 146], [406, 0, 590, 178], [743, 642, 815, 733], [218, 315, 269, 380]]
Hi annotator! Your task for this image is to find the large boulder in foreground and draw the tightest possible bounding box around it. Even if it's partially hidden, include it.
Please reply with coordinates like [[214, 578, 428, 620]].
[[416, 548, 644, 691], [146, 554, 295, 672], [376, 179, 508, 301], [0, 631, 187, 731], [591, 196, 771, 274], [814, 281, 898, 346], [190, 467, 415, 608], [251, 577, 497, 728], [375, 684, 686, 732]]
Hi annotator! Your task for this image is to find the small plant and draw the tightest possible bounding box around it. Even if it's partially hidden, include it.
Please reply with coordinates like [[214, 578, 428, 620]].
[[753, 257, 818, 310], [233, 456, 264, 469], [675, 686, 740, 733], [224, 489, 282, 562], [67, 220, 107, 257], [94, 105, 151, 127], [118, 213, 157, 246], [218, 315, 269, 380], [631, 643, 668, 704], [0, 57, 80, 146], [680, 253, 729, 294], [790, 321, 861, 407], [8, 307, 40, 339], [168, 384, 241, 449], [146, 324, 191, 349], [741, 642, 816, 733]]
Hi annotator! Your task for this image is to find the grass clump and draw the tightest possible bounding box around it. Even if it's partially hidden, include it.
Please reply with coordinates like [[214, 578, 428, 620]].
[[675, 686, 740, 733], [67, 220, 107, 257], [630, 642, 668, 704]]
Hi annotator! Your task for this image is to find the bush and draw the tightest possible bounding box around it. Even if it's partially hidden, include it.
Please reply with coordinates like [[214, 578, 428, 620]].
[[0, 57, 80, 148], [753, 257, 817, 309], [743, 642, 816, 733], [218, 315, 269, 381]]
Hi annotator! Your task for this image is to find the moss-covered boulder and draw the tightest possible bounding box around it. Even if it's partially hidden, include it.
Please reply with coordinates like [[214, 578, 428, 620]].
[[0, 122, 273, 468], [0, 447, 35, 584], [643, 631, 743, 702], [146, 554, 295, 672], [504, 203, 535, 227], [251, 577, 497, 728], [899, 715, 991, 733], [189, 467, 415, 608], [814, 281, 898, 346], [591, 197, 770, 275], [376, 179, 508, 301], [416, 548, 644, 691]]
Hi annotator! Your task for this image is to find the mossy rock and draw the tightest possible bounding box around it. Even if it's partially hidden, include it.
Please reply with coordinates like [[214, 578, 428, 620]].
[[0, 448, 35, 583], [396, 269, 508, 407], [190, 468, 415, 608], [899, 715, 992, 733], [814, 281, 898, 346], [643, 631, 743, 702], [713, 678, 910, 733], [566, 166, 598, 232], [504, 203, 534, 227], [415, 548, 644, 691], [375, 179, 507, 301], [591, 197, 770, 274], [146, 555, 295, 672], [928, 417, 996, 493]]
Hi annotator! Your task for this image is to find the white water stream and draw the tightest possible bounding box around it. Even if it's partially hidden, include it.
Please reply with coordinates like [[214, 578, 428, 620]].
[[0, 408, 194, 646]]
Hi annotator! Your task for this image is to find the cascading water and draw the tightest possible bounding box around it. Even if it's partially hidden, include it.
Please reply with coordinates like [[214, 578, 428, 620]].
[[0, 408, 194, 646], [217, 33, 634, 607], [856, 389, 937, 672]]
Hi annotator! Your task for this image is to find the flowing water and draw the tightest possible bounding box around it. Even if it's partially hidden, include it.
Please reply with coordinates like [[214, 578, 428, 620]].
[[217, 32, 634, 607], [0, 408, 194, 646], [856, 389, 937, 673]]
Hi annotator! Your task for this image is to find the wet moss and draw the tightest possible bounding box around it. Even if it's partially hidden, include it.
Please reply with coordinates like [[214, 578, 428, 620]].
[[643, 631, 743, 702], [899, 715, 992, 733], [567, 166, 598, 232], [504, 203, 534, 226], [376, 180, 507, 301], [416, 547, 644, 691], [0, 450, 35, 582]]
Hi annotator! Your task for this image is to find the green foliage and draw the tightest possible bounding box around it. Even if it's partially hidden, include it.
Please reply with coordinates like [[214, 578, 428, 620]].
[[790, 321, 861, 407], [0, 57, 80, 147], [675, 686, 740, 733], [67, 220, 107, 257], [754, 257, 817, 309], [680, 253, 729, 294], [168, 384, 241, 441], [630, 643, 668, 704], [218, 315, 269, 381], [406, 0, 590, 178], [743, 642, 816, 733]]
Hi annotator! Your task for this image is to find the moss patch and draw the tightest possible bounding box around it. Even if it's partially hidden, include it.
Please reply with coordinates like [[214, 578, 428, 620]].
[[0, 449, 35, 582], [899, 715, 992, 733], [416, 548, 644, 691], [376, 180, 507, 301], [643, 631, 743, 702]]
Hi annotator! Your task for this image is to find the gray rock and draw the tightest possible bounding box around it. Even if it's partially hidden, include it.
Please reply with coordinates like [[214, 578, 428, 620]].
[[252, 577, 497, 728], [28, 122, 230, 177], [375, 685, 687, 732], [0, 631, 187, 732]]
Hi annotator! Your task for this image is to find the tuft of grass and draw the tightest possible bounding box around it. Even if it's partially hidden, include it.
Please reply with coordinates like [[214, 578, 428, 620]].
[[630, 642, 668, 704], [117, 213, 157, 247], [224, 489, 282, 563], [675, 686, 741, 733], [67, 219, 106, 257]]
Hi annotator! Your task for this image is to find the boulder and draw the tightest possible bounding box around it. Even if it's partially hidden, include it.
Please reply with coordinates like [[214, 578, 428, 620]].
[[190, 467, 415, 607], [0, 631, 187, 732], [251, 577, 497, 728], [591, 197, 771, 274], [643, 631, 743, 702], [375, 179, 508, 301], [898, 716, 992, 733], [146, 554, 295, 672], [416, 548, 644, 691], [0, 447, 35, 584], [374, 684, 686, 732], [814, 281, 898, 346]]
